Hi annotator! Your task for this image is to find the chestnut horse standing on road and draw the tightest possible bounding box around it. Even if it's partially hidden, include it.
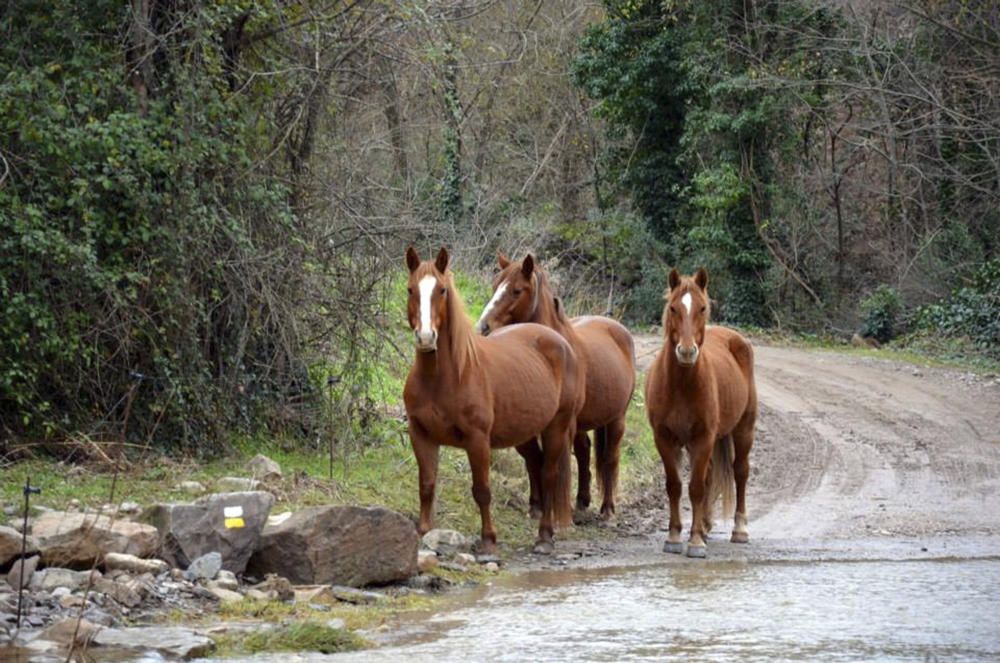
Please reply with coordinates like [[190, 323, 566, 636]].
[[403, 247, 578, 555], [476, 254, 635, 519], [645, 268, 757, 558]]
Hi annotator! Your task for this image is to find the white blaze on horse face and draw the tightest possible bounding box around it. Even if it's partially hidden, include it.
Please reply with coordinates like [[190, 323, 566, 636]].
[[681, 292, 693, 315], [418, 275, 437, 341], [477, 281, 508, 330]]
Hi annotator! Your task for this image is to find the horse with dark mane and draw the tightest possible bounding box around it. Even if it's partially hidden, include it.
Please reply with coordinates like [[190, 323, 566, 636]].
[[403, 247, 578, 555], [476, 254, 636, 519], [645, 268, 757, 557]]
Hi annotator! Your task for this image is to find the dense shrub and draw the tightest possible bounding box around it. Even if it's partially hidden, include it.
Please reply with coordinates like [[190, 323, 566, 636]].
[[913, 261, 1000, 357], [858, 285, 903, 344]]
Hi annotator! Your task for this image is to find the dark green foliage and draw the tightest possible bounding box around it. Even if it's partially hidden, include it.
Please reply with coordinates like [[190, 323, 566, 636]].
[[0, 2, 323, 451], [859, 285, 903, 344], [913, 261, 1000, 357]]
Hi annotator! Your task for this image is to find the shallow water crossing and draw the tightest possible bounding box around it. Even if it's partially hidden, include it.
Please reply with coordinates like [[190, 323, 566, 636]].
[[207, 552, 1000, 663]]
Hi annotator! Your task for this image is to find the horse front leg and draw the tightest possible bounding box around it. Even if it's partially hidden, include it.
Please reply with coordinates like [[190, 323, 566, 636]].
[[515, 438, 543, 519], [466, 437, 497, 557], [409, 424, 439, 535], [653, 426, 684, 554], [687, 434, 715, 558]]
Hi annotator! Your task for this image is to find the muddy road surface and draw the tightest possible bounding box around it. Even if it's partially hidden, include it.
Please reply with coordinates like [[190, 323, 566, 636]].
[[208, 338, 1000, 662]]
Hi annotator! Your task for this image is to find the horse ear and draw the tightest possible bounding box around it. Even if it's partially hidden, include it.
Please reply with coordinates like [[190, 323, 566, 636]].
[[497, 252, 510, 269], [435, 247, 450, 273], [406, 246, 420, 273], [521, 254, 535, 278], [694, 267, 709, 291], [668, 268, 681, 291]]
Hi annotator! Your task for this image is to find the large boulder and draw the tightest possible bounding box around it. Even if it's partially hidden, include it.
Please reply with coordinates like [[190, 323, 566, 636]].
[[31, 512, 158, 569], [1, 525, 38, 567], [142, 491, 274, 574], [246, 505, 418, 587]]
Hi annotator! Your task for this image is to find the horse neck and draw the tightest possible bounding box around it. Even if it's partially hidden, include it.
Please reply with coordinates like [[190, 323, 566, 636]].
[[414, 281, 478, 385], [529, 274, 579, 345]]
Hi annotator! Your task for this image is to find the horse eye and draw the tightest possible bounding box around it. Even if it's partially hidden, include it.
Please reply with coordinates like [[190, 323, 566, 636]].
[[407, 287, 412, 295], [439, 287, 446, 295], [669, 306, 677, 314], [512, 289, 522, 297], [700, 306, 706, 313]]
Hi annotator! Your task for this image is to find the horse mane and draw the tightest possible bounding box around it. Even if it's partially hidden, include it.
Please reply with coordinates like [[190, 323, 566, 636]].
[[533, 264, 572, 327], [445, 270, 479, 378]]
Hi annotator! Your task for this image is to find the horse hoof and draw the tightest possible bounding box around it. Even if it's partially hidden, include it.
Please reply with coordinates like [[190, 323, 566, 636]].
[[731, 531, 749, 544], [686, 544, 707, 558], [532, 540, 555, 555], [663, 541, 684, 555], [575, 498, 590, 512]]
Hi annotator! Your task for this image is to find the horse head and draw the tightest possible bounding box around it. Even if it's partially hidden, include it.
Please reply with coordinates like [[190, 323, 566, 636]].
[[405, 246, 451, 352], [663, 267, 710, 367], [476, 252, 539, 336]]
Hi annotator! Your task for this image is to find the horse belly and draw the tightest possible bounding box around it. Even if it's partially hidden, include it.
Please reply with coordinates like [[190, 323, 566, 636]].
[[490, 382, 560, 446]]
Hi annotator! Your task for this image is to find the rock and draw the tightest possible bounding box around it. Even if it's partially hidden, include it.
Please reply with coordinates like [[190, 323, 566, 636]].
[[421, 529, 468, 554], [329, 585, 385, 604], [92, 626, 215, 659], [292, 585, 336, 604], [213, 569, 239, 591], [267, 511, 292, 526], [38, 616, 101, 648], [1, 525, 39, 566], [247, 454, 282, 481], [184, 552, 222, 581], [178, 481, 206, 495], [59, 594, 87, 609], [246, 505, 418, 587], [103, 552, 169, 576], [417, 550, 438, 573], [216, 477, 260, 491], [484, 562, 499, 573], [326, 618, 346, 630], [455, 553, 476, 566], [7, 554, 39, 590], [245, 588, 274, 601], [251, 574, 294, 601], [31, 511, 158, 568], [29, 568, 101, 592], [142, 492, 274, 574], [207, 586, 243, 603], [94, 578, 143, 608]]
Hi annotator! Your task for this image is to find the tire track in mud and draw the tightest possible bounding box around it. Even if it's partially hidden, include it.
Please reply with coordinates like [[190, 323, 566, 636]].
[[622, 337, 1000, 558]]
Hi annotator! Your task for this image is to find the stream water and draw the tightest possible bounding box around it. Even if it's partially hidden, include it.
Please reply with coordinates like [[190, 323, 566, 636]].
[[204, 555, 1000, 662]]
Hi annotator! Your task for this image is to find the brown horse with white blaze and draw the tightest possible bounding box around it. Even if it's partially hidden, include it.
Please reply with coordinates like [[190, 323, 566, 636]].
[[403, 247, 578, 555], [645, 268, 757, 558], [476, 254, 636, 519]]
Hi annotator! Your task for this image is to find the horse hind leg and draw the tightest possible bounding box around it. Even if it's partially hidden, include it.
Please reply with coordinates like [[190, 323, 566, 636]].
[[573, 429, 592, 514], [731, 422, 754, 544], [597, 417, 626, 520], [515, 438, 544, 519], [535, 417, 574, 554]]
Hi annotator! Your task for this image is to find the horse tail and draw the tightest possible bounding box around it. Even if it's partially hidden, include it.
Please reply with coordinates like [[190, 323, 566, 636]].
[[710, 435, 736, 519], [554, 429, 574, 529]]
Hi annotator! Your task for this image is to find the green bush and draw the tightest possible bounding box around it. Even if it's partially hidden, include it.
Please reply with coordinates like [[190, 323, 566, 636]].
[[858, 285, 903, 343], [913, 260, 1000, 357]]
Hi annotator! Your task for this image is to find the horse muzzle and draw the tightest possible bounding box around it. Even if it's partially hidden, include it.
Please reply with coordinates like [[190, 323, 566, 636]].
[[415, 329, 438, 352], [675, 344, 699, 366]]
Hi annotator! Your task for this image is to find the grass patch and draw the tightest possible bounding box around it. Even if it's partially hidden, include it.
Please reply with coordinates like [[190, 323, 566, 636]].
[[212, 620, 368, 656]]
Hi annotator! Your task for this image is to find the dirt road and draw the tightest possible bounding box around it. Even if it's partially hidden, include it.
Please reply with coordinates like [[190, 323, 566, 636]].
[[550, 335, 1000, 565]]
